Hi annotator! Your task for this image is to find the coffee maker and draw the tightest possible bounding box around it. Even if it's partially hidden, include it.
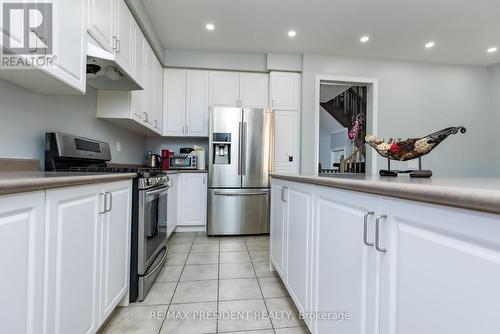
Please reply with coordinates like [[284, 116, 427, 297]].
[[161, 150, 172, 170]]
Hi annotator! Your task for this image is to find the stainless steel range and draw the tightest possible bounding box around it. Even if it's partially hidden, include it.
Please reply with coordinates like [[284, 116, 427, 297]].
[[45, 132, 171, 302]]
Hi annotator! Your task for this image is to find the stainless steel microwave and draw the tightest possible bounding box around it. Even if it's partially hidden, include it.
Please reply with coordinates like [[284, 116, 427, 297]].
[[169, 154, 198, 169]]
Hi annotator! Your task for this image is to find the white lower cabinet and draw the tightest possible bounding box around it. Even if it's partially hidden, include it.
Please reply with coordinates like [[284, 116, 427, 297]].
[[270, 180, 287, 277], [271, 177, 500, 334], [0, 192, 45, 334], [44, 184, 103, 334], [313, 186, 380, 334], [0, 180, 133, 334], [177, 173, 207, 227], [378, 197, 500, 334], [99, 182, 131, 322], [167, 174, 179, 237]]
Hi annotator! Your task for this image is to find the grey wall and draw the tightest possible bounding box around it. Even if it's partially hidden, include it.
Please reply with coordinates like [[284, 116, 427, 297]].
[[0, 79, 146, 169], [302, 54, 496, 177]]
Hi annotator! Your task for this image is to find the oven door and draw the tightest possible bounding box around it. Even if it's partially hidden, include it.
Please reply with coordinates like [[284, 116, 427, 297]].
[[138, 185, 169, 275]]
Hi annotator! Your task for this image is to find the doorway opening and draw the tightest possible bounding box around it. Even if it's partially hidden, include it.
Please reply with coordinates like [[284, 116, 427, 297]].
[[314, 76, 378, 175]]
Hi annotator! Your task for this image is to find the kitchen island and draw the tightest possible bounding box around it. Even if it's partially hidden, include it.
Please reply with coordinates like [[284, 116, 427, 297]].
[[270, 173, 500, 334]]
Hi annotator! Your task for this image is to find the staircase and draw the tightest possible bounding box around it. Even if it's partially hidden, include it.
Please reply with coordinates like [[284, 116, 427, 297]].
[[320, 86, 367, 148]]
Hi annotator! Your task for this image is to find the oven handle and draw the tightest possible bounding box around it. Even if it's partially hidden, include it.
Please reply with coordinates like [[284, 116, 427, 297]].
[[145, 186, 171, 197], [143, 246, 167, 280]]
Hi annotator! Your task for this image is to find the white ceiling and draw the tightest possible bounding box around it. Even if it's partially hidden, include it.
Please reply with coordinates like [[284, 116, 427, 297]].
[[142, 0, 500, 66]]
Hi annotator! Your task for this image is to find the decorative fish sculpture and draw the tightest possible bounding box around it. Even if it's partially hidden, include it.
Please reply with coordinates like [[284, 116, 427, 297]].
[[365, 126, 466, 161]]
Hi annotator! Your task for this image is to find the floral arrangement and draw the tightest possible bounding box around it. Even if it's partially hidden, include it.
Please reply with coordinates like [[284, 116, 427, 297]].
[[348, 113, 365, 140], [365, 126, 466, 161]]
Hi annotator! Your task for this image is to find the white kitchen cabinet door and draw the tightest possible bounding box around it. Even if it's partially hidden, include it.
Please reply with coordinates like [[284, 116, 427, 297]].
[[186, 70, 210, 137], [178, 174, 207, 226], [378, 198, 500, 334], [285, 181, 313, 314], [130, 25, 146, 123], [274, 111, 299, 173], [44, 185, 102, 334], [167, 174, 179, 238], [270, 180, 287, 277], [88, 0, 115, 52], [0, 192, 45, 334], [209, 71, 240, 107], [270, 72, 300, 110], [99, 181, 131, 323], [240, 73, 269, 108], [152, 57, 164, 132], [312, 186, 380, 334], [164, 69, 187, 136], [114, 0, 135, 78]]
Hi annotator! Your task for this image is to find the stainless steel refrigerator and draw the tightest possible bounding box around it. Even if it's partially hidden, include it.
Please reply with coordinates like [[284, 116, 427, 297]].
[[207, 107, 274, 235]]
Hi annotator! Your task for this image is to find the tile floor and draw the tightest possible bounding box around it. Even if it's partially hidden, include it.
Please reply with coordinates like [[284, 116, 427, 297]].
[[100, 232, 311, 334]]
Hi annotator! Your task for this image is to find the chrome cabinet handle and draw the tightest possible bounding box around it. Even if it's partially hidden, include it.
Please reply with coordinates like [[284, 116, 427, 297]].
[[112, 36, 117, 51], [280, 186, 288, 202], [107, 192, 113, 212], [116, 39, 121, 53], [186, 125, 189, 134], [375, 215, 387, 253], [363, 211, 375, 247], [99, 193, 107, 214]]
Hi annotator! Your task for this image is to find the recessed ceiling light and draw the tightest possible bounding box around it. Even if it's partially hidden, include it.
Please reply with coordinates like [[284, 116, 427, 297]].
[[487, 47, 498, 53], [206, 23, 215, 31], [360, 35, 370, 43], [425, 41, 435, 49], [288, 30, 297, 38]]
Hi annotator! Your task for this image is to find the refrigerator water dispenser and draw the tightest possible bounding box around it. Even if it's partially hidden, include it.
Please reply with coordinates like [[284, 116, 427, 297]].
[[213, 133, 231, 164]]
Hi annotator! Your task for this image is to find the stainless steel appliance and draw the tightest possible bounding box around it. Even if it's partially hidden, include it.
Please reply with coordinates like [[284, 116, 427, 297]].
[[146, 151, 162, 168], [45, 132, 171, 302], [169, 154, 198, 170], [208, 107, 273, 235]]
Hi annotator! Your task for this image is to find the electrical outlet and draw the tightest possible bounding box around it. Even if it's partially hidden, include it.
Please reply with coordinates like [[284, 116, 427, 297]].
[[116, 142, 122, 152], [407, 159, 419, 170]]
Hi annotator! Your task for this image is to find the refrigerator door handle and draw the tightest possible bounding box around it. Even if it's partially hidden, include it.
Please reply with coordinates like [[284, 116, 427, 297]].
[[241, 122, 248, 175], [214, 191, 269, 196], [238, 121, 243, 175]]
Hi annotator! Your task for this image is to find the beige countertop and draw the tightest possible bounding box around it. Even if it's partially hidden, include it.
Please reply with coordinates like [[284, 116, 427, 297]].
[[270, 173, 500, 215], [0, 172, 137, 195]]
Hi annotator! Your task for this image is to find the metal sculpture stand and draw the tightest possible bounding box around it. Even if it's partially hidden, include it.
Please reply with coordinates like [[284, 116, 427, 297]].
[[379, 157, 432, 178]]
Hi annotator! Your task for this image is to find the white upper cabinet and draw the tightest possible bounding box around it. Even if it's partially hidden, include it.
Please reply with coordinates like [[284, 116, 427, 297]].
[[114, 0, 135, 77], [209, 71, 241, 107], [164, 69, 187, 136], [130, 24, 146, 123], [239, 73, 269, 108], [151, 54, 164, 132], [270, 72, 300, 110], [0, 0, 87, 94], [0, 192, 45, 334], [274, 111, 299, 173], [186, 70, 210, 136], [88, 0, 115, 52], [163, 69, 209, 137]]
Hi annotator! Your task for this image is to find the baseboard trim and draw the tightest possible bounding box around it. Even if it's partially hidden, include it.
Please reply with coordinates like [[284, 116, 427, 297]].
[[175, 225, 206, 233]]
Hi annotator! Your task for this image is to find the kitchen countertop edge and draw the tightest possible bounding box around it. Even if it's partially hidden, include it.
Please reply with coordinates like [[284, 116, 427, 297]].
[[0, 172, 137, 196], [270, 173, 500, 215]]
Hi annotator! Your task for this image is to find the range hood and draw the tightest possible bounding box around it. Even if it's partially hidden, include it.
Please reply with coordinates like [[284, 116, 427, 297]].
[[86, 38, 143, 91]]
